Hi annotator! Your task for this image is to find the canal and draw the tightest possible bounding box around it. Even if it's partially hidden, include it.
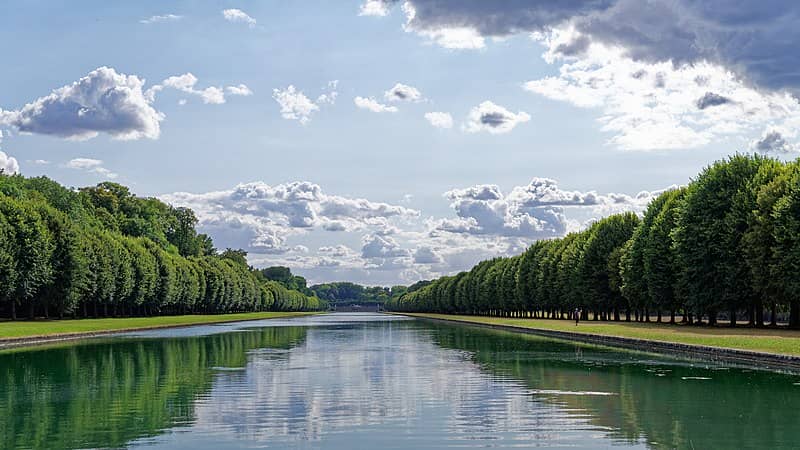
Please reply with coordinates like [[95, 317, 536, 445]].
[[1, 313, 798, 449]]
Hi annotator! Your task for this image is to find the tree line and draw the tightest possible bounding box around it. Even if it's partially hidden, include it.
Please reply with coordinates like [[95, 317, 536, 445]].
[[309, 281, 410, 305], [387, 154, 800, 328], [0, 174, 325, 319]]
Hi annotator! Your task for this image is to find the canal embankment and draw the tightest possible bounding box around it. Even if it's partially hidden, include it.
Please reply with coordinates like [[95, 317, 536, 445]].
[[396, 313, 800, 371], [0, 311, 322, 350]]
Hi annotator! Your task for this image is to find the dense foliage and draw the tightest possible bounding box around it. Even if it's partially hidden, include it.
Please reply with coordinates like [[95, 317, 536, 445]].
[[388, 155, 800, 328], [309, 281, 409, 305], [0, 175, 325, 319]]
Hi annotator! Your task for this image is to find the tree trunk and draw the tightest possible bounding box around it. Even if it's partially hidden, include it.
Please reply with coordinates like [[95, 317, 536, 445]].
[[670, 310, 676, 324], [756, 301, 764, 327], [729, 308, 737, 328], [771, 303, 778, 327], [28, 301, 35, 320], [790, 301, 800, 329], [625, 310, 631, 322], [11, 300, 16, 320]]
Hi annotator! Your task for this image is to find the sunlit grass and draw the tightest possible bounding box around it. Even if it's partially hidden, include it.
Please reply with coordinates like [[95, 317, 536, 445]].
[[401, 313, 800, 356], [0, 311, 322, 340]]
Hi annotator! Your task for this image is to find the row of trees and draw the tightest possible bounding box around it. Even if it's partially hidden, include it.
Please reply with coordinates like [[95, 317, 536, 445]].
[[0, 174, 325, 319], [388, 154, 800, 328], [310, 281, 410, 305]]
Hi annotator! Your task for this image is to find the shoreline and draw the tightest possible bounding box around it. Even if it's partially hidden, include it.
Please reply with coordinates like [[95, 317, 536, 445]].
[[396, 313, 800, 372], [0, 311, 323, 350]]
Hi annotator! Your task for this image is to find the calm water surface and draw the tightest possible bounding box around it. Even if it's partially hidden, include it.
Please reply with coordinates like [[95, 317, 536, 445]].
[[1, 313, 799, 449]]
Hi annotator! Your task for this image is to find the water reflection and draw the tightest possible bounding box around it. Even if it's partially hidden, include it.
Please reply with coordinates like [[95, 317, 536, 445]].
[[1, 313, 798, 450]]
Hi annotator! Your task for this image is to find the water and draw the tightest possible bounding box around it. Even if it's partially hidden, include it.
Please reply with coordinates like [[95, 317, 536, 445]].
[[1, 313, 798, 449]]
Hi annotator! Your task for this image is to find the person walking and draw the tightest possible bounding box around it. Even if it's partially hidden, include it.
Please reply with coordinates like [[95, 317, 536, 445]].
[[574, 308, 581, 326]]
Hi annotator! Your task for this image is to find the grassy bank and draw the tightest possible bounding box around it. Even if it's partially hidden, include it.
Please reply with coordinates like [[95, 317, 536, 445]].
[[0, 311, 321, 341], [401, 313, 800, 357]]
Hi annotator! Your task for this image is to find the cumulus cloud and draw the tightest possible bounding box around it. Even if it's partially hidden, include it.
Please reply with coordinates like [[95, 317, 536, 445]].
[[413, 246, 443, 264], [437, 178, 669, 239], [161, 181, 418, 254], [273, 82, 337, 124], [0, 151, 19, 175], [464, 101, 530, 134], [361, 234, 410, 259], [226, 84, 253, 97], [65, 158, 118, 179], [273, 86, 319, 124], [524, 29, 800, 150], [359, 2, 800, 150], [319, 245, 359, 258], [749, 127, 798, 154], [316, 80, 339, 105], [354, 96, 398, 113], [145, 73, 249, 105], [361, 0, 800, 92], [222, 9, 256, 27], [159, 175, 675, 284], [0, 66, 162, 141], [424, 112, 453, 129], [384, 83, 423, 102], [140, 14, 182, 24]]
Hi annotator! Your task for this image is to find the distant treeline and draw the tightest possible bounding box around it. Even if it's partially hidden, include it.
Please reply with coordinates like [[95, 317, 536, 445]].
[[309, 280, 432, 305], [0, 174, 325, 320], [387, 154, 800, 328]]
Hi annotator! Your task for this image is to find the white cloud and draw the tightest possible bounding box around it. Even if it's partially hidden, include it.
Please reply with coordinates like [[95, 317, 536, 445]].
[[145, 73, 245, 105], [424, 111, 453, 129], [140, 14, 182, 24], [65, 158, 118, 179], [362, 234, 410, 259], [226, 84, 253, 96], [437, 178, 669, 239], [0, 151, 19, 174], [384, 83, 423, 102], [161, 181, 418, 254], [316, 80, 339, 105], [523, 28, 800, 151], [222, 9, 256, 27], [359, 0, 391, 17], [159, 176, 674, 284], [464, 101, 530, 134], [273, 86, 320, 124], [354, 96, 398, 113], [0, 66, 162, 141]]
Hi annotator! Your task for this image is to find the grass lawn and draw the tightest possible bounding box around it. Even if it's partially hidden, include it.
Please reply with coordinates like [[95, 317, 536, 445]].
[[402, 313, 800, 357], [0, 311, 322, 341]]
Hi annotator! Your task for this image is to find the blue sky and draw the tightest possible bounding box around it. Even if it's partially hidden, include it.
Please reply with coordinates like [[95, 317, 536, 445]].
[[2, 1, 799, 285]]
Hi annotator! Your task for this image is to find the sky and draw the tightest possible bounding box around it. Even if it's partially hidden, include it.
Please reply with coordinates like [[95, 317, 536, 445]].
[[1, 0, 799, 286]]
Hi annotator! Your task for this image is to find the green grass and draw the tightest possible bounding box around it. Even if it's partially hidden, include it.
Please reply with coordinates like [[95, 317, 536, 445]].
[[0, 311, 322, 341], [401, 313, 800, 357]]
